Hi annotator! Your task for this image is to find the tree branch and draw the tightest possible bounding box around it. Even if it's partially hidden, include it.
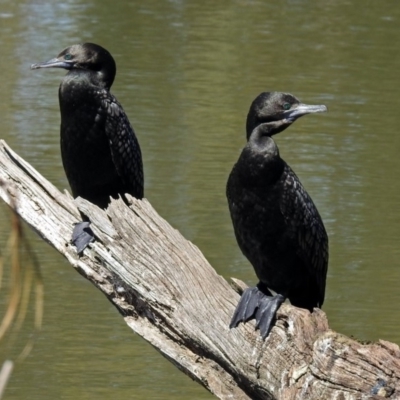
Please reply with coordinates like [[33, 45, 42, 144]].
[[0, 139, 398, 399]]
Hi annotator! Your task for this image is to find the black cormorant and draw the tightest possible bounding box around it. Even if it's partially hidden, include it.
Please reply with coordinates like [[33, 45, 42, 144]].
[[31, 43, 143, 252], [227, 92, 328, 339]]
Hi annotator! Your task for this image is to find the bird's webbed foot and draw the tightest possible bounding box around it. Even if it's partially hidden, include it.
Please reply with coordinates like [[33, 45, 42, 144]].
[[229, 286, 266, 329], [255, 293, 285, 338], [230, 284, 285, 339], [72, 221, 95, 254]]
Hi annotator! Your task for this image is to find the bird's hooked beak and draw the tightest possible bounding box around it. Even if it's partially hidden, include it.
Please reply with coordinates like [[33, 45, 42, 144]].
[[31, 58, 74, 70], [283, 103, 327, 123]]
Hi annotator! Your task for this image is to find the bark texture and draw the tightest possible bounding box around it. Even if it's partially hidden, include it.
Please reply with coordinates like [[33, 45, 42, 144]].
[[0, 140, 399, 400]]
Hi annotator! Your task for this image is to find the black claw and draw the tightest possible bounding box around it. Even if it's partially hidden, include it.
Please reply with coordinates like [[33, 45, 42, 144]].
[[230, 287, 262, 328], [255, 294, 285, 338], [72, 221, 95, 253], [230, 285, 285, 339], [242, 288, 264, 322]]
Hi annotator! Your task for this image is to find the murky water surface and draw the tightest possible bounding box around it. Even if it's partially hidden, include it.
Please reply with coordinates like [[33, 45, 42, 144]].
[[1, 1, 400, 398]]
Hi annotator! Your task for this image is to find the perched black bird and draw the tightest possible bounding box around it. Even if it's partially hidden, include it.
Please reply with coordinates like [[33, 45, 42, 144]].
[[227, 92, 328, 339], [31, 43, 143, 252]]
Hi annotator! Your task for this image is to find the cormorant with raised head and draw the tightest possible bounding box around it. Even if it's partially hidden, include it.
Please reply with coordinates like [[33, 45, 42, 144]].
[[227, 92, 328, 339], [31, 43, 143, 252]]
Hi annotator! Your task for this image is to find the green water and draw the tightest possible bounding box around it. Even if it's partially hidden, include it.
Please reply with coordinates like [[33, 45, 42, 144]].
[[1, 1, 400, 398]]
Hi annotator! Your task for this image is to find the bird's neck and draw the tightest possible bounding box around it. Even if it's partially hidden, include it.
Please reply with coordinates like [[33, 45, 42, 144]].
[[249, 124, 280, 156], [64, 68, 112, 90], [236, 136, 284, 187]]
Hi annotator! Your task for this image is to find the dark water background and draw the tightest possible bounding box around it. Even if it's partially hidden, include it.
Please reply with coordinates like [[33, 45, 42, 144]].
[[1, 1, 400, 399]]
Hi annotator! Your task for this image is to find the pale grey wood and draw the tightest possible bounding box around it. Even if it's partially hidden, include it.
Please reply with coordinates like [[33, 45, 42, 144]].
[[0, 139, 399, 399]]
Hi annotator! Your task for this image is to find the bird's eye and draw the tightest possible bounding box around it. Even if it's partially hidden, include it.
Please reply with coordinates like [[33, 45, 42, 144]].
[[64, 53, 72, 60], [283, 103, 291, 110]]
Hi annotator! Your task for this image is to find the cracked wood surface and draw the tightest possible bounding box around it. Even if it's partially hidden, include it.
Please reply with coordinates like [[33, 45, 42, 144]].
[[0, 139, 399, 399]]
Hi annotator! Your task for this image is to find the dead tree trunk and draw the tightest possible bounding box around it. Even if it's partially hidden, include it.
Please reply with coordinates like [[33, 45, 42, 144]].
[[0, 139, 399, 400]]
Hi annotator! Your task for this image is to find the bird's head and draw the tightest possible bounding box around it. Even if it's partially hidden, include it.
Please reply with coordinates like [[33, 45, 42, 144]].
[[31, 43, 116, 89], [246, 92, 327, 140]]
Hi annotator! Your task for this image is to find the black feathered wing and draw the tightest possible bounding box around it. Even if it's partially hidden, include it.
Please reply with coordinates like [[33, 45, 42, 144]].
[[280, 164, 328, 307], [99, 90, 144, 199]]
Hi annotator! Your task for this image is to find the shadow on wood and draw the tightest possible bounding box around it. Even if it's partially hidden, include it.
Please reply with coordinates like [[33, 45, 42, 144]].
[[0, 139, 398, 399]]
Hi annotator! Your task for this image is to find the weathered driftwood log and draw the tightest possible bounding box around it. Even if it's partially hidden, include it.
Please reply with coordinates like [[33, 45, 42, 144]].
[[0, 139, 399, 400]]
